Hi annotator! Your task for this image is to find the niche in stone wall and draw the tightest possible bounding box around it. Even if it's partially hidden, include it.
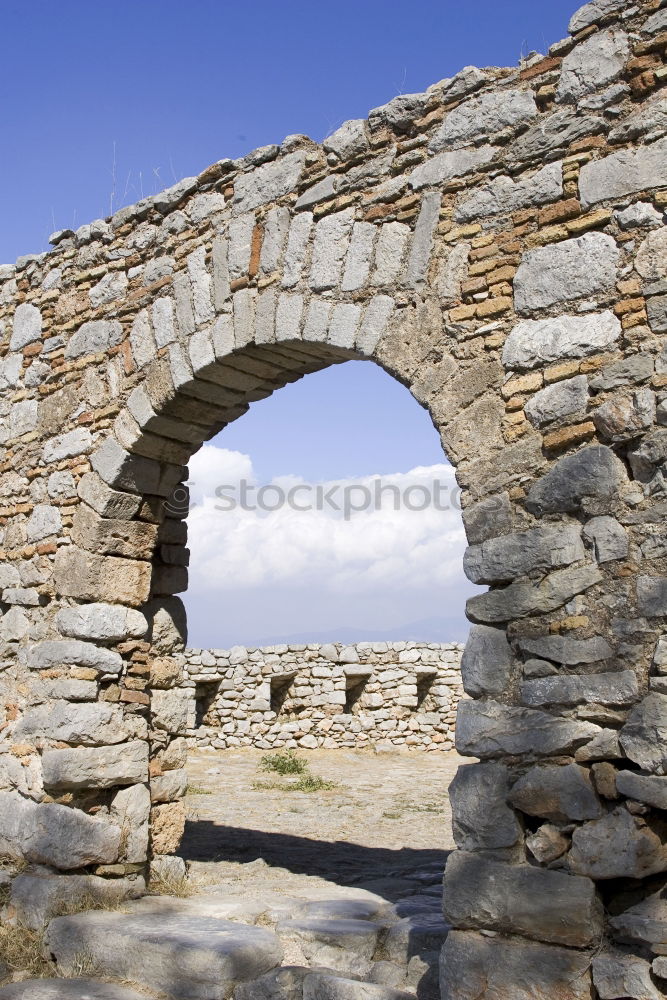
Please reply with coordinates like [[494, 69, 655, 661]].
[[416, 670, 438, 711], [270, 672, 298, 716], [344, 667, 373, 714], [195, 680, 221, 728]]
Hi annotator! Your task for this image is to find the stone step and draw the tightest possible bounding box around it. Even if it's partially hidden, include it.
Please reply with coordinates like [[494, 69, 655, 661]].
[[44, 906, 283, 1000], [276, 918, 382, 977], [303, 973, 414, 1000], [0, 982, 151, 1000]]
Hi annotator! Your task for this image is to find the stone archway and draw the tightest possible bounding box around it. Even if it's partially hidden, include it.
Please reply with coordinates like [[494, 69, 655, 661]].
[[1, 0, 667, 995]]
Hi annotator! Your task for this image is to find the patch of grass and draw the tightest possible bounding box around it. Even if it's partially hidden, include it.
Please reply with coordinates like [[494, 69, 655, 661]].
[[259, 749, 309, 776], [0, 922, 54, 980], [186, 785, 212, 795], [148, 873, 194, 899], [253, 775, 338, 793], [382, 811, 404, 820]]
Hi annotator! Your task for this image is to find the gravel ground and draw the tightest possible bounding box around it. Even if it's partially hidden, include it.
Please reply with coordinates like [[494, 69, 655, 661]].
[[181, 747, 465, 898]]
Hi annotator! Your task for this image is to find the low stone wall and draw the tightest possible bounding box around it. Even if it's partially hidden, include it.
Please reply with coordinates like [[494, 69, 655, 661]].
[[182, 641, 464, 751]]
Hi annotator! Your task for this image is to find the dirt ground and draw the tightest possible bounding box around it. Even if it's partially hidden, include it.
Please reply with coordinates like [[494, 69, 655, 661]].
[[181, 747, 465, 898]]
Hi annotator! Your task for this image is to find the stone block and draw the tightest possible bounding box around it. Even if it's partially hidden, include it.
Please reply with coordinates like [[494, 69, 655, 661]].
[[466, 563, 602, 624], [616, 771, 667, 810], [569, 807, 667, 879], [0, 981, 149, 1000], [459, 625, 514, 697], [456, 699, 600, 759], [637, 577, 667, 618], [431, 88, 536, 151], [518, 634, 613, 665], [56, 603, 148, 643], [526, 444, 626, 514], [444, 852, 602, 947], [233, 152, 305, 214], [20, 639, 123, 674], [592, 952, 661, 1000], [0, 790, 120, 870], [583, 515, 628, 562], [8, 872, 145, 930], [409, 146, 496, 191], [594, 388, 656, 442], [440, 930, 593, 1000], [455, 162, 563, 223], [461, 493, 512, 545], [111, 783, 150, 863], [508, 763, 603, 822], [521, 670, 638, 709], [54, 545, 151, 607], [503, 311, 620, 371], [77, 471, 142, 520], [557, 30, 630, 104], [152, 689, 189, 734], [620, 693, 667, 772], [514, 233, 619, 313], [65, 319, 122, 359], [464, 524, 584, 584], [10, 302, 41, 350], [150, 768, 188, 803], [579, 137, 667, 208], [525, 375, 589, 427], [42, 741, 149, 790], [448, 763, 521, 851], [15, 700, 128, 746], [43, 427, 94, 464]]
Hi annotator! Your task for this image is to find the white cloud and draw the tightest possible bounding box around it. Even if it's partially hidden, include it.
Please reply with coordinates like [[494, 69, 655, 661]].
[[186, 445, 467, 595]]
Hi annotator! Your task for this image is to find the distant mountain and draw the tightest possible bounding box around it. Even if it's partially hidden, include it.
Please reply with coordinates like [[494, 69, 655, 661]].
[[250, 615, 470, 646]]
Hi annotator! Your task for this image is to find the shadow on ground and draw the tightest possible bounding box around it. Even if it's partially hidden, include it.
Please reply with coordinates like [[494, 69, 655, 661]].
[[180, 819, 450, 893]]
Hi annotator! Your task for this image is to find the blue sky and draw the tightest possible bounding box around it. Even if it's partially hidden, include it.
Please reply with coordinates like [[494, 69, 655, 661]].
[[2, 0, 583, 646]]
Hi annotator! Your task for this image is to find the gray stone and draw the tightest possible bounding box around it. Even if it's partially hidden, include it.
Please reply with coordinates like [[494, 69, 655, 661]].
[[404, 192, 440, 286], [42, 427, 93, 463], [503, 311, 621, 370], [466, 564, 602, 624], [569, 0, 625, 32], [590, 353, 655, 391], [342, 222, 376, 291], [44, 909, 283, 1000], [56, 603, 147, 642], [234, 152, 305, 214], [324, 120, 369, 161], [152, 688, 189, 735], [439, 65, 489, 101], [620, 693, 667, 771], [514, 233, 619, 313], [636, 228, 667, 282], [369, 92, 429, 132], [65, 320, 122, 359], [0, 982, 149, 1000], [409, 146, 496, 191], [77, 471, 142, 520], [616, 202, 664, 230], [47, 470, 77, 499], [6, 398, 38, 439], [648, 295, 667, 334], [151, 768, 188, 802], [459, 625, 514, 698], [8, 872, 144, 930], [638, 577, 667, 618], [10, 303, 41, 350], [42, 741, 149, 790], [235, 967, 314, 1000], [464, 524, 585, 584], [444, 852, 602, 947], [568, 807, 667, 879], [461, 492, 512, 544], [508, 763, 603, 822], [526, 824, 570, 863], [609, 96, 667, 146], [282, 213, 313, 288], [15, 701, 128, 746], [356, 296, 395, 356], [440, 930, 593, 1000], [506, 111, 608, 168], [557, 30, 630, 104], [610, 890, 667, 950], [90, 271, 128, 307], [310, 210, 354, 291], [521, 670, 639, 709], [594, 388, 656, 442], [436, 242, 470, 301], [303, 975, 413, 1000], [592, 953, 661, 1000], [455, 162, 563, 223], [277, 918, 379, 976], [526, 444, 626, 514], [110, 783, 150, 863], [150, 855, 187, 885], [583, 515, 628, 562], [0, 791, 121, 869], [328, 303, 361, 349], [616, 771, 667, 810], [21, 639, 123, 674], [430, 89, 537, 151], [371, 222, 410, 286], [448, 763, 522, 851], [579, 137, 667, 208], [456, 699, 600, 759], [382, 913, 450, 964], [525, 375, 589, 427], [576, 728, 623, 762], [25, 504, 61, 542], [518, 634, 614, 664], [628, 429, 667, 482]]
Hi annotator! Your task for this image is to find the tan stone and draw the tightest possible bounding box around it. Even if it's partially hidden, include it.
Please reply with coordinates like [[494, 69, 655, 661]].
[[150, 801, 186, 855], [54, 545, 151, 607]]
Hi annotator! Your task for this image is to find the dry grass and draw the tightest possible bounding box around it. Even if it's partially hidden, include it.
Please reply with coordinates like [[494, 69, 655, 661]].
[[0, 922, 54, 980], [147, 872, 195, 899]]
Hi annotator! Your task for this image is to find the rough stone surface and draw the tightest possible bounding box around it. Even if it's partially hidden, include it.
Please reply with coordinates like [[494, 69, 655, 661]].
[[459, 625, 513, 698], [592, 952, 662, 1000], [508, 763, 603, 822], [448, 763, 521, 851], [440, 930, 593, 1000], [464, 524, 585, 584], [503, 311, 621, 370], [526, 444, 626, 514], [0, 984, 149, 1000], [620, 694, 667, 772], [557, 30, 630, 104], [579, 137, 667, 208], [525, 375, 589, 427], [41, 741, 149, 790], [513, 234, 619, 313], [456, 700, 600, 759], [520, 670, 639, 709], [430, 89, 537, 151], [569, 807, 667, 879]]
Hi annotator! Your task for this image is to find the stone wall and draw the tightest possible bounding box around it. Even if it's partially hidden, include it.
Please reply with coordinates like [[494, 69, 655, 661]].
[[0, 0, 666, 994], [182, 641, 463, 750]]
